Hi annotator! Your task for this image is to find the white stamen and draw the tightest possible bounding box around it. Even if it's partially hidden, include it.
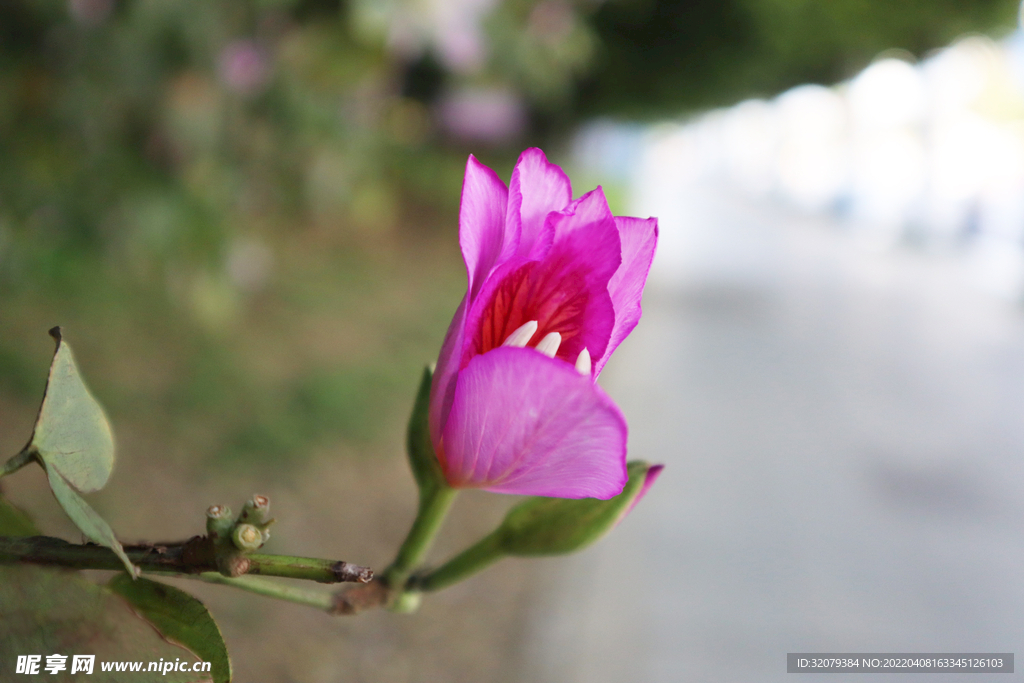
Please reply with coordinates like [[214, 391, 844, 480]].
[[502, 320, 539, 348], [575, 348, 592, 376], [535, 332, 562, 358]]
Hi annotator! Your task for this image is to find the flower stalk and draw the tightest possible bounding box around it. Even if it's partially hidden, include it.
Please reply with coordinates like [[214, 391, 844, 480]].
[[409, 529, 504, 593], [375, 362, 460, 604], [190, 573, 335, 611], [382, 484, 458, 591]]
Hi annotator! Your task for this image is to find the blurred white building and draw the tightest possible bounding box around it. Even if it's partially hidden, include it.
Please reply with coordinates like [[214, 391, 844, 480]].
[[575, 31, 1024, 299]]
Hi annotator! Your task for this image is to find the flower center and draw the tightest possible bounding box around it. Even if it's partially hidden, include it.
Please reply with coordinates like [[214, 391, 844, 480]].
[[470, 260, 589, 365], [499, 321, 590, 376]]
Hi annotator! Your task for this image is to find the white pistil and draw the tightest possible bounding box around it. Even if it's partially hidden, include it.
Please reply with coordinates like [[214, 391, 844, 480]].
[[575, 348, 592, 376], [502, 320, 539, 348], [535, 332, 562, 358]]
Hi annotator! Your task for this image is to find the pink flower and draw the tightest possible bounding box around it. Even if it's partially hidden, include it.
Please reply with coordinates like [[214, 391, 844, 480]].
[[429, 148, 658, 499], [218, 41, 270, 95], [437, 87, 526, 145]]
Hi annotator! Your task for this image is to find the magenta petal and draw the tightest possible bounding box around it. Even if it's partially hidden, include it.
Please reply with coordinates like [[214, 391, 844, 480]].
[[508, 148, 572, 260], [460, 155, 515, 299], [536, 187, 622, 365], [540, 221, 618, 364], [441, 347, 628, 499], [459, 200, 620, 367], [551, 186, 614, 244], [594, 215, 658, 376]]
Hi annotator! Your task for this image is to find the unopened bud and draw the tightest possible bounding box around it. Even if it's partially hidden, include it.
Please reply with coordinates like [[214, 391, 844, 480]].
[[499, 461, 661, 556], [206, 505, 233, 542], [232, 523, 264, 551], [239, 494, 270, 525]]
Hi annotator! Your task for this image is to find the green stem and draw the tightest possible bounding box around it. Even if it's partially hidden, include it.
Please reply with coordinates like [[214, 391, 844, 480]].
[[188, 573, 333, 611], [410, 529, 506, 593], [0, 535, 373, 584], [1, 449, 34, 479], [246, 554, 373, 583], [383, 485, 457, 589]]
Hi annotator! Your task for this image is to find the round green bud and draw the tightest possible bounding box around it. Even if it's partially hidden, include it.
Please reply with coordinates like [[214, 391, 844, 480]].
[[240, 495, 271, 525], [206, 505, 233, 541], [232, 523, 263, 552]]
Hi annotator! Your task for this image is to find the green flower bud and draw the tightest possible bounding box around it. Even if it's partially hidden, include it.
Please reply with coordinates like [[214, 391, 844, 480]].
[[232, 523, 264, 552], [499, 461, 662, 556], [239, 494, 271, 525], [206, 505, 233, 542]]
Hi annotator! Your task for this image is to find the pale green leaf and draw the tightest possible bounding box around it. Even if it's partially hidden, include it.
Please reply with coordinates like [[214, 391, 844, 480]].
[[42, 458, 135, 575], [30, 327, 115, 493], [109, 575, 232, 683]]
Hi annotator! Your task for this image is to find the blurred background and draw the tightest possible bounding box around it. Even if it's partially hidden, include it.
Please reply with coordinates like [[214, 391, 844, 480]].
[[2, 0, 1024, 681]]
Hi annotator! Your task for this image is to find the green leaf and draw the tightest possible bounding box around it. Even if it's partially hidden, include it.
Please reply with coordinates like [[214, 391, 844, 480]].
[[498, 461, 657, 556], [42, 458, 136, 576], [405, 365, 446, 497], [0, 566, 214, 682], [0, 494, 39, 536], [109, 575, 232, 683], [29, 327, 115, 493]]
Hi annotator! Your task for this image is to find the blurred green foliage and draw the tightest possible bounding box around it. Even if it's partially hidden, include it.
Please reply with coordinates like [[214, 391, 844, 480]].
[[577, 0, 1022, 118], [0, 0, 475, 468], [0, 0, 1019, 471], [0, 4, 1020, 679], [1, 0, 1019, 286], [0, 0, 467, 289]]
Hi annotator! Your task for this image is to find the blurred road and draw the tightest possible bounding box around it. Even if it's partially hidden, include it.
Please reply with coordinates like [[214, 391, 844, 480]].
[[524, 181, 1024, 682]]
